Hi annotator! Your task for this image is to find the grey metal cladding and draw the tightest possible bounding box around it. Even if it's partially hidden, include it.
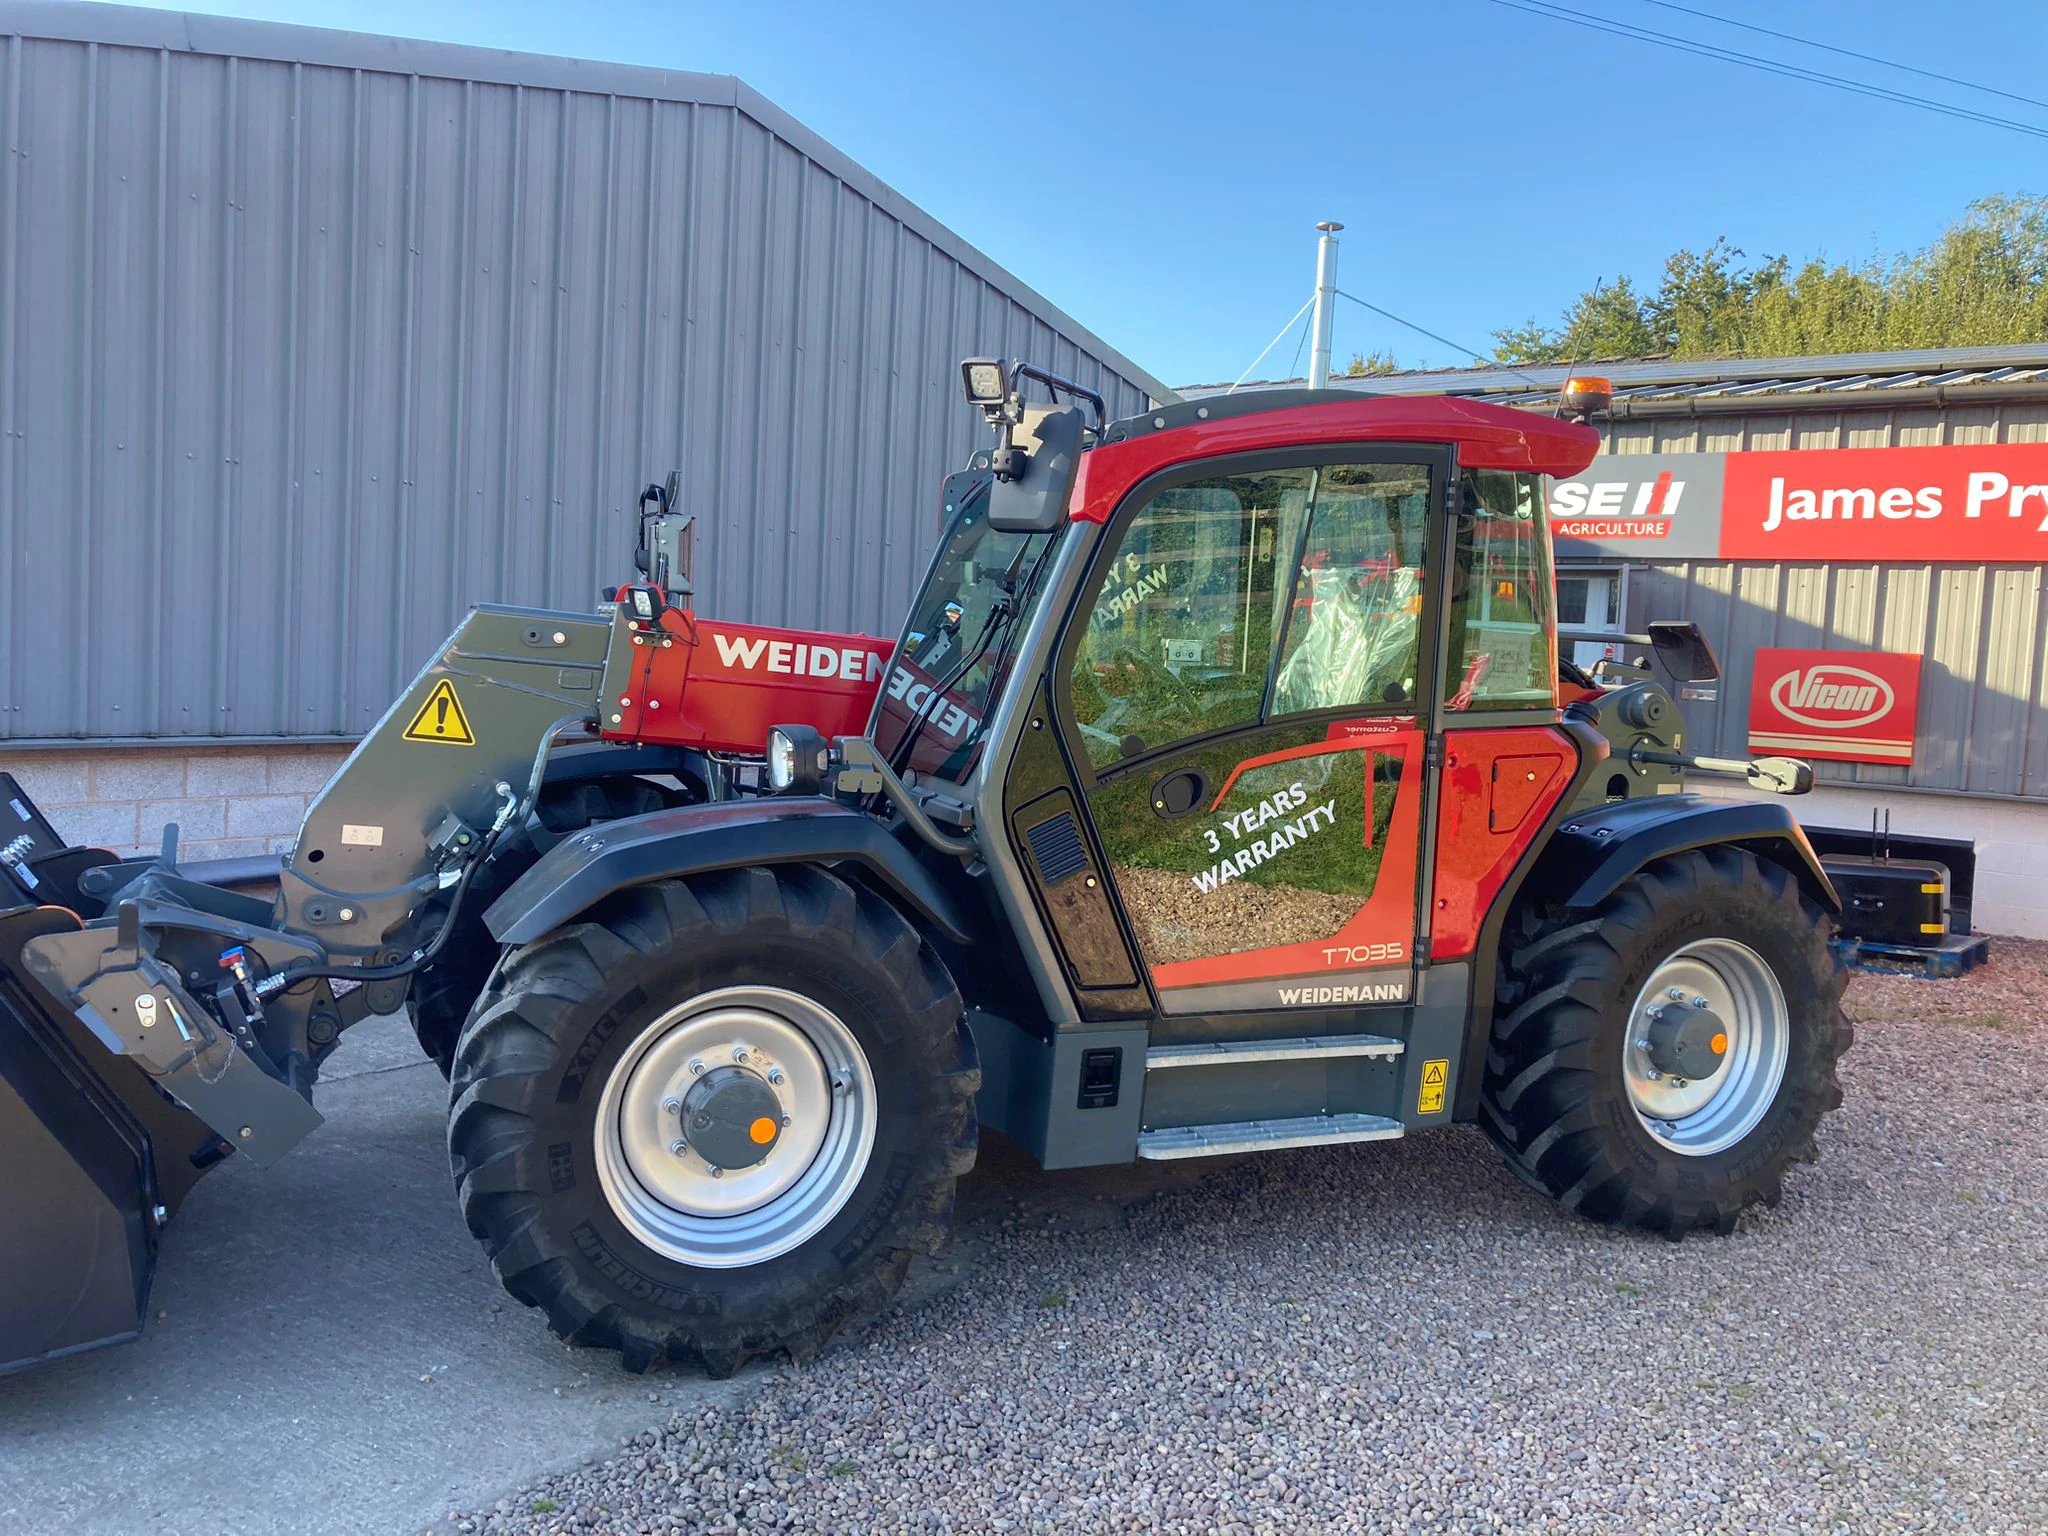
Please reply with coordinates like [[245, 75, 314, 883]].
[[0, 3, 1167, 743]]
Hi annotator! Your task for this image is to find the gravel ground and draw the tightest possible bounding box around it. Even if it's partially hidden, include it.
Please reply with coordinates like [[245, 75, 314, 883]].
[[439, 941, 2048, 1536]]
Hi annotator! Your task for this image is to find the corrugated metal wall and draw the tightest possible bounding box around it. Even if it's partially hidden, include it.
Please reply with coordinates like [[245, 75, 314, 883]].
[[0, 4, 1165, 744], [1594, 400, 2048, 800]]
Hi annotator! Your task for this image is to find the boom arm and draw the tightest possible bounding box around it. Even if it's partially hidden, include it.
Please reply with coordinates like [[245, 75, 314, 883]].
[[19, 602, 612, 1164]]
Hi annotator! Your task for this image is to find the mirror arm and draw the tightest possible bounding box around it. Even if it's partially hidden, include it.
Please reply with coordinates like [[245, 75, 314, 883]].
[[834, 738, 978, 856], [1628, 744, 1814, 795]]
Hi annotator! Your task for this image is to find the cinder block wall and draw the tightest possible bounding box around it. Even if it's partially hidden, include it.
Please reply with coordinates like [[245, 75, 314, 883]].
[[2, 745, 353, 863]]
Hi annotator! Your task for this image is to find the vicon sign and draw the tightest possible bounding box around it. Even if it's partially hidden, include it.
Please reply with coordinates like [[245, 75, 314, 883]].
[[1748, 648, 1922, 764]]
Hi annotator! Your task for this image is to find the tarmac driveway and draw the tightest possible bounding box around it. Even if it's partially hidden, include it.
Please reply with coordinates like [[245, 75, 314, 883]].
[[0, 1016, 756, 1536]]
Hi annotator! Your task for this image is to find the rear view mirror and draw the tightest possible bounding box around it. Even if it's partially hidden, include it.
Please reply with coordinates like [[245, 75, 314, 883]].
[[986, 404, 1083, 534], [1649, 619, 1720, 683]]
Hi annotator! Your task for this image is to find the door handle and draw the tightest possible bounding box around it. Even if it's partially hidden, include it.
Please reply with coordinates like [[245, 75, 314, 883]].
[[1150, 768, 1207, 819]]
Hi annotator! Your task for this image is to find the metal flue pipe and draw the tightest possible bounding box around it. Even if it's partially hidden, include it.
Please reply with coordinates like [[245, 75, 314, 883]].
[[1308, 221, 1343, 389]]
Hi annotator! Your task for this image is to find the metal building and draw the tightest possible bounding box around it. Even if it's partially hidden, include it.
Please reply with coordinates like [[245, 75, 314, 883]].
[[0, 1, 1167, 752], [1218, 345, 2048, 936]]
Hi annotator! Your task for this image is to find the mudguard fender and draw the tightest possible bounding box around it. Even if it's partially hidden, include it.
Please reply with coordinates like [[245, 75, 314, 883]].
[[1529, 795, 1840, 915], [485, 797, 976, 947]]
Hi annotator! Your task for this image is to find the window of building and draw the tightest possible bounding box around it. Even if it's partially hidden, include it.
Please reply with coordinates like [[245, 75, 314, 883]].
[[1556, 566, 1625, 671]]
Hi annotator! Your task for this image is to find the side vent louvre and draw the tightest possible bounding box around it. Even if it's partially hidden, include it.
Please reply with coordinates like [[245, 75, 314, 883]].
[[1025, 811, 1088, 885]]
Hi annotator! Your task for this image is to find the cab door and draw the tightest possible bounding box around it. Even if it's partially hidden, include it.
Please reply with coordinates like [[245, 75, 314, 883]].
[[1054, 447, 1448, 1030]]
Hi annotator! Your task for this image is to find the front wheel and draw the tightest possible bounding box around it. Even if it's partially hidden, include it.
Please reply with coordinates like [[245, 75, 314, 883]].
[[1481, 846, 1851, 1237], [448, 866, 978, 1374]]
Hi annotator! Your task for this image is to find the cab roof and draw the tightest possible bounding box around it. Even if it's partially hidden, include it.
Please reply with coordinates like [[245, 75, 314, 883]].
[[1075, 390, 1601, 524]]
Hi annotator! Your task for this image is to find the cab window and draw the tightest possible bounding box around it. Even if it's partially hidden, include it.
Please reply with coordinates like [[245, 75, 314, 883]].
[[1068, 459, 1434, 769], [1271, 462, 1430, 715], [1445, 469, 1556, 710], [1066, 468, 1315, 768]]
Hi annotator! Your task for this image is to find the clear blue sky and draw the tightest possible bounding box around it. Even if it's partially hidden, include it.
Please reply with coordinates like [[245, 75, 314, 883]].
[[119, 0, 2048, 388]]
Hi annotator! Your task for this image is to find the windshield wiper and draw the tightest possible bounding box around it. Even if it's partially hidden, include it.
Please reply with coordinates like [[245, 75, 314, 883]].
[[886, 535, 1048, 777]]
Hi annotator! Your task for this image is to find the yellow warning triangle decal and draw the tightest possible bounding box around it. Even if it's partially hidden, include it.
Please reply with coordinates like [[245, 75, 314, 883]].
[[1421, 1059, 1448, 1087], [402, 679, 476, 746]]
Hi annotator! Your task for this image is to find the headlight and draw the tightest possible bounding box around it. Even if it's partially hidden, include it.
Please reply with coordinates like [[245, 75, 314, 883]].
[[765, 724, 828, 795], [767, 729, 796, 791]]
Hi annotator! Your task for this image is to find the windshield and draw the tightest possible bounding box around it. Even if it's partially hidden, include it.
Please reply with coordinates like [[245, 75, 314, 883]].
[[870, 486, 1061, 785]]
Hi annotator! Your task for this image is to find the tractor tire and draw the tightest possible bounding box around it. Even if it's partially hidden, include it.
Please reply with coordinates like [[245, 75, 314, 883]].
[[1481, 845, 1851, 1238], [408, 775, 687, 1074], [447, 865, 978, 1375]]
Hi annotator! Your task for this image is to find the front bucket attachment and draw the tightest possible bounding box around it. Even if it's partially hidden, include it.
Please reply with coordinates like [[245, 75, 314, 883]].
[[0, 905, 159, 1372], [0, 776, 226, 1374]]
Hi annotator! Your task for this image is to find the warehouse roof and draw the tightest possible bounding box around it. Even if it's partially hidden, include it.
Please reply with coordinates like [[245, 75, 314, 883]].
[[1185, 343, 2048, 412]]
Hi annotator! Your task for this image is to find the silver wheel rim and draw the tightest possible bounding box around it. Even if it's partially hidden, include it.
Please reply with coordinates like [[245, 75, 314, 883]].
[[1623, 938, 1789, 1156], [593, 985, 876, 1268]]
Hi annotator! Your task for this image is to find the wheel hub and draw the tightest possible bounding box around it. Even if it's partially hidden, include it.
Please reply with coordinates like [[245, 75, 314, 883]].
[[682, 1066, 784, 1171], [593, 986, 877, 1268], [1642, 998, 1730, 1082], [1623, 939, 1790, 1156]]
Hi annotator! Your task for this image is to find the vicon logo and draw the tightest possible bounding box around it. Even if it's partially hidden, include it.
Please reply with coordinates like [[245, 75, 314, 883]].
[[1768, 665, 1895, 730]]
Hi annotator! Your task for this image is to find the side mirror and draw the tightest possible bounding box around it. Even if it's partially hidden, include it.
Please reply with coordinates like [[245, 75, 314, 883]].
[[1747, 755, 1814, 795], [1648, 619, 1720, 683], [986, 403, 1083, 534]]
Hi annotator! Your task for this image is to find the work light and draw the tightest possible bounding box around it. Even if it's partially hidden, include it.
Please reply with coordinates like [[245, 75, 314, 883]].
[[765, 724, 829, 794], [961, 358, 1008, 408]]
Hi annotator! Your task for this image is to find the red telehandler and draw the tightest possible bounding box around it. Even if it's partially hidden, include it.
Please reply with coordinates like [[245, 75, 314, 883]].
[[1, 363, 1846, 1377]]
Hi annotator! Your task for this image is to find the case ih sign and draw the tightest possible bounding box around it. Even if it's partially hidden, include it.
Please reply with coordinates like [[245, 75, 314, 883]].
[[1747, 649, 1923, 765], [1549, 441, 2048, 562]]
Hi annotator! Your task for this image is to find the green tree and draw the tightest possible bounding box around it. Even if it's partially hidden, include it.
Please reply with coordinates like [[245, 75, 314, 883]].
[[1495, 276, 1658, 363], [1490, 195, 2048, 363], [1344, 349, 1401, 376]]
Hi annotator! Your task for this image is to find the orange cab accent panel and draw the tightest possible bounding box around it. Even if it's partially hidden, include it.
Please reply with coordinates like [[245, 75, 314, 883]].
[[1430, 726, 1579, 960]]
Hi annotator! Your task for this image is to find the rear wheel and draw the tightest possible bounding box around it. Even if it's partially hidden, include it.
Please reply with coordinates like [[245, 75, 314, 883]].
[[1481, 846, 1850, 1237], [447, 866, 977, 1374], [408, 775, 688, 1073]]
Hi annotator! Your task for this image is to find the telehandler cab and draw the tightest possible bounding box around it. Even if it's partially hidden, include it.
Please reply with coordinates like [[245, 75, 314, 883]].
[[0, 362, 1849, 1377]]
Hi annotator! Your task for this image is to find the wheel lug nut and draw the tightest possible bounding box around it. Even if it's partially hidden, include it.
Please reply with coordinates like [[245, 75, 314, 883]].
[[766, 1068, 784, 1086], [707, 1164, 723, 1179], [669, 1139, 687, 1157], [663, 1097, 681, 1114], [688, 1058, 705, 1076], [1692, 995, 1709, 1009], [1672, 1077, 1688, 1089], [1667, 987, 1685, 999], [781, 1114, 792, 1128], [733, 1047, 750, 1064], [1634, 1038, 1651, 1052], [1646, 1068, 1662, 1080]]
